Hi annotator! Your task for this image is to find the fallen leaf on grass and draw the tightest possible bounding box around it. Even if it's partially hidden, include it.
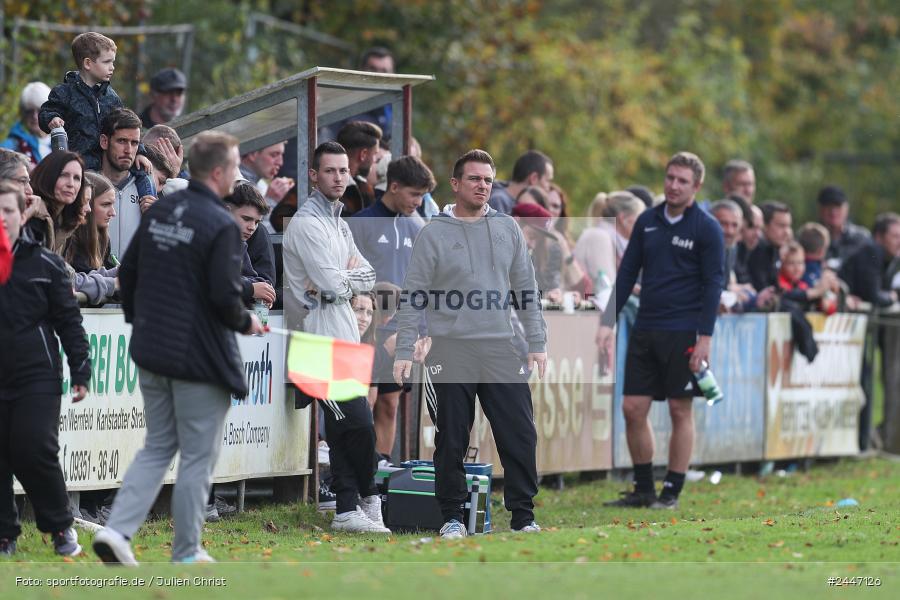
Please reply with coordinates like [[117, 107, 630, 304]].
[[670, 518, 677, 525], [628, 552, 643, 559], [702, 527, 714, 532], [433, 567, 452, 577], [769, 540, 785, 548], [262, 548, 273, 556], [320, 534, 333, 542], [575, 556, 588, 563], [265, 521, 279, 534], [577, 538, 588, 545], [757, 488, 766, 498], [596, 531, 609, 539], [763, 519, 776, 526], [240, 536, 250, 544]]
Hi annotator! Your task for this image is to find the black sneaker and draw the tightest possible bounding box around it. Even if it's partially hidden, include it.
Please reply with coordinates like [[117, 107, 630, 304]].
[[0, 538, 16, 556], [318, 481, 337, 511], [649, 496, 679, 510], [603, 490, 657, 508], [52, 528, 82, 556], [205, 502, 220, 523], [79, 507, 102, 525], [213, 495, 238, 518]]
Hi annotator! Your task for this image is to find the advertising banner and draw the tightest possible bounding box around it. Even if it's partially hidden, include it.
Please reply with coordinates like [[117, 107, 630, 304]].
[[16, 311, 310, 492], [612, 314, 768, 467], [419, 311, 614, 475], [764, 312, 866, 459]]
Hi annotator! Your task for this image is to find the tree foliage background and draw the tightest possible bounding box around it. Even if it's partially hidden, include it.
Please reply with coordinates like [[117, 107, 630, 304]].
[[2, 0, 897, 226]]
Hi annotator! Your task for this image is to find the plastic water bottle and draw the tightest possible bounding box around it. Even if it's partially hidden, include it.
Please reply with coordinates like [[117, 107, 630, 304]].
[[695, 361, 723, 406], [50, 127, 68, 151], [253, 300, 269, 334], [595, 269, 613, 311]]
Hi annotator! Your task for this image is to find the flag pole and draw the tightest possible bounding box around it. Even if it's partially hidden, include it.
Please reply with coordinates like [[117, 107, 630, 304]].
[[263, 325, 292, 336]]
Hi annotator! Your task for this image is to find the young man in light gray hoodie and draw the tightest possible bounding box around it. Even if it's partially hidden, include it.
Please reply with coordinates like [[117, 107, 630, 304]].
[[282, 141, 388, 534], [393, 149, 548, 539]]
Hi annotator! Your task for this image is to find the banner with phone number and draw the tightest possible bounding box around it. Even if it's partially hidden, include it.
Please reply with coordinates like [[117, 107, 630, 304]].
[[14, 310, 310, 493]]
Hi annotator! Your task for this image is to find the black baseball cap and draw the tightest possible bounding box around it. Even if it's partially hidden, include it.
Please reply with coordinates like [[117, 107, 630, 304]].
[[150, 68, 187, 92], [817, 185, 848, 206]]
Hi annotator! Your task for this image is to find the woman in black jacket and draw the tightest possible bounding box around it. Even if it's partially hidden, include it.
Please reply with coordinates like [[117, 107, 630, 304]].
[[0, 182, 91, 557]]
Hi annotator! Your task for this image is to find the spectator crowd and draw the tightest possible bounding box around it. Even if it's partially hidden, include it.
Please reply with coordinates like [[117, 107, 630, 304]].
[[1, 32, 898, 561]]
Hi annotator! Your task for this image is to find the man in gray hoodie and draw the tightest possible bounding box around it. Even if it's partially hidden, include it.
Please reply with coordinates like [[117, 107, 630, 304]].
[[282, 141, 388, 534], [393, 149, 547, 539]]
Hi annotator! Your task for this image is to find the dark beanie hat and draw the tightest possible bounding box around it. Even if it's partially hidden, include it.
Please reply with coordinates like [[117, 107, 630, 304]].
[[817, 185, 848, 206]]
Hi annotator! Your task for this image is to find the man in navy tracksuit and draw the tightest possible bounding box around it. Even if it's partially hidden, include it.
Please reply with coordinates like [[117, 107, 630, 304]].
[[597, 152, 724, 510]]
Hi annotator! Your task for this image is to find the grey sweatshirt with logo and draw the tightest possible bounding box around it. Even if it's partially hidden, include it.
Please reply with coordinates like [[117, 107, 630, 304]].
[[394, 204, 547, 361], [282, 189, 375, 342]]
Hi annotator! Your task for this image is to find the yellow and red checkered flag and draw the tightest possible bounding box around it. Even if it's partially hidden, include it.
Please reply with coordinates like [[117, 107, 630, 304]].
[[285, 330, 374, 401]]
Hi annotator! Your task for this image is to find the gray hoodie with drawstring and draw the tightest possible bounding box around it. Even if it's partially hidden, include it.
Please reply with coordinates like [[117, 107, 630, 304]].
[[394, 204, 546, 361]]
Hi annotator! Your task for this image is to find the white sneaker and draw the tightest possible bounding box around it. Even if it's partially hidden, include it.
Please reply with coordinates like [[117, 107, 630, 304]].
[[359, 495, 390, 531], [330, 508, 391, 534], [174, 548, 216, 563], [512, 521, 542, 533], [93, 528, 138, 566], [439, 519, 467, 540], [317, 441, 330, 466]]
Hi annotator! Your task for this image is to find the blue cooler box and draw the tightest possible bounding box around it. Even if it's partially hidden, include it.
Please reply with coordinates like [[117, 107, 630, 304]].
[[377, 460, 493, 534]]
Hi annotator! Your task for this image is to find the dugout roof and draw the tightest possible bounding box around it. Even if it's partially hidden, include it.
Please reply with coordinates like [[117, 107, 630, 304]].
[[170, 67, 434, 199]]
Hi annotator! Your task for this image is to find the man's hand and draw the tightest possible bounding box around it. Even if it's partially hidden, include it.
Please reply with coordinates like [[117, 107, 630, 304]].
[[393, 360, 413, 386], [71, 384, 88, 402], [252, 281, 276, 306], [413, 336, 432, 362], [347, 253, 360, 270], [266, 177, 294, 203], [139, 195, 156, 213], [528, 352, 547, 379], [755, 286, 776, 310], [689, 335, 712, 372], [154, 137, 182, 174], [595, 324, 615, 372], [245, 313, 265, 336], [48, 117, 65, 129]]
